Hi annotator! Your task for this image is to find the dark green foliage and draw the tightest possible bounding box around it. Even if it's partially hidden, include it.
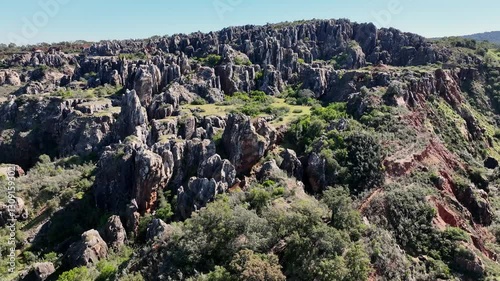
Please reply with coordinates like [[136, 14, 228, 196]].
[[136, 214, 153, 242], [165, 197, 274, 275], [345, 133, 385, 193], [225, 91, 291, 118], [234, 56, 252, 66], [287, 103, 347, 152], [191, 97, 208, 105], [486, 66, 500, 113], [229, 249, 285, 281], [379, 187, 480, 278], [254, 71, 264, 82], [96, 262, 117, 281], [57, 266, 94, 281], [384, 187, 437, 255], [322, 187, 364, 239], [156, 190, 174, 222], [282, 86, 319, 106], [197, 54, 222, 67]]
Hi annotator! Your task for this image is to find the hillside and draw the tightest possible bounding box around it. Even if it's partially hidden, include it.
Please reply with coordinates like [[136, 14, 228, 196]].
[[463, 31, 500, 44], [1, 18, 500, 281]]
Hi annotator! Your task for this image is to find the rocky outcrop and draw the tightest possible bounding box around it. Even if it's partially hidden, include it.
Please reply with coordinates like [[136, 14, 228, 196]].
[[222, 114, 276, 174], [306, 152, 327, 193], [148, 83, 195, 119], [0, 96, 118, 168], [152, 138, 216, 189], [118, 90, 148, 143], [184, 66, 224, 103], [279, 149, 303, 180], [177, 177, 218, 219], [133, 64, 162, 107], [459, 186, 493, 226], [125, 200, 140, 235], [93, 141, 167, 215], [134, 149, 167, 213], [59, 112, 116, 157], [102, 215, 127, 249], [0, 197, 28, 227], [0, 70, 21, 86], [21, 262, 55, 281], [453, 244, 486, 278], [198, 154, 237, 191], [146, 218, 174, 241], [257, 160, 282, 182], [64, 229, 108, 268]]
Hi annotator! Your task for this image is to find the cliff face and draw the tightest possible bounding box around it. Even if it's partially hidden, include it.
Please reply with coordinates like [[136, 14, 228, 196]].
[[2, 19, 500, 281]]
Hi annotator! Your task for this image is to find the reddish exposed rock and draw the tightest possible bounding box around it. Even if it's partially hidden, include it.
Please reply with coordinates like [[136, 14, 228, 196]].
[[384, 138, 463, 178]]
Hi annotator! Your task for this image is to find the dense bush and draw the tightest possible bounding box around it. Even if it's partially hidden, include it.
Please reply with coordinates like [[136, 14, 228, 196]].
[[197, 54, 222, 67], [345, 133, 385, 193], [282, 86, 319, 106]]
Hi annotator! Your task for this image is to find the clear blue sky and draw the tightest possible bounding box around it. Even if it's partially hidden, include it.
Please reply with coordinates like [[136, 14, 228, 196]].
[[1, 0, 499, 45]]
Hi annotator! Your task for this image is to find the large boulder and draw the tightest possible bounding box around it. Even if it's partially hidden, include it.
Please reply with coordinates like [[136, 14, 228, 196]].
[[21, 262, 55, 281], [222, 114, 276, 174], [257, 160, 282, 182], [306, 152, 327, 193], [134, 148, 167, 213], [279, 149, 303, 180], [93, 141, 167, 215], [177, 177, 218, 219], [198, 154, 237, 192], [133, 64, 162, 107], [0, 197, 28, 227], [102, 215, 127, 250], [0, 70, 21, 86], [146, 218, 174, 241], [118, 90, 148, 143], [64, 230, 108, 268]]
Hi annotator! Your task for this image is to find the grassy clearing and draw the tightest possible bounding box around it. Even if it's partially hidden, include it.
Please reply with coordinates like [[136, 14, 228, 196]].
[[183, 98, 311, 128], [0, 84, 21, 98]]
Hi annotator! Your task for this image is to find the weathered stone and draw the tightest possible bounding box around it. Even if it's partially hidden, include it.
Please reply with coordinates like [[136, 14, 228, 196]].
[[279, 149, 303, 180], [146, 218, 174, 241], [21, 262, 55, 281], [102, 215, 127, 249], [0, 197, 28, 227], [64, 230, 108, 268], [118, 90, 148, 143], [177, 177, 217, 219], [222, 114, 276, 174], [257, 160, 282, 182]]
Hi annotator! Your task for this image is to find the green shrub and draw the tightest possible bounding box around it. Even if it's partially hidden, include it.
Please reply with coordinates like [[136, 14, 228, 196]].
[[136, 214, 153, 242], [345, 133, 385, 193], [322, 187, 363, 237], [156, 205, 174, 222], [247, 187, 272, 213], [191, 98, 208, 105], [198, 54, 222, 67], [255, 71, 264, 82], [234, 57, 251, 66], [96, 261, 117, 281], [229, 249, 285, 281], [58, 266, 95, 281]]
